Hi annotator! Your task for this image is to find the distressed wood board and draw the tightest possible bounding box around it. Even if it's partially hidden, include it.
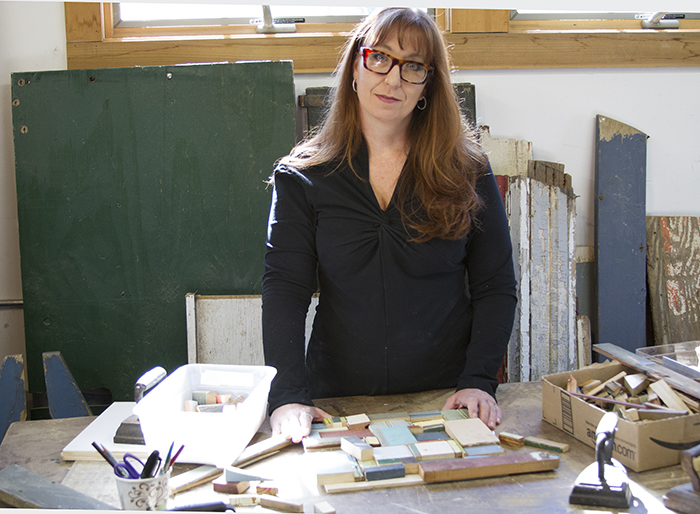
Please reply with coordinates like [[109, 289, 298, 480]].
[[595, 115, 648, 352], [187, 294, 318, 365], [646, 216, 700, 346]]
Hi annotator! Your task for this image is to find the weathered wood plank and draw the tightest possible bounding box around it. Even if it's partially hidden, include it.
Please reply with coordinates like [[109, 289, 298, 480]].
[[595, 115, 648, 352], [646, 216, 700, 345], [186, 294, 318, 365], [0, 355, 26, 444], [42, 352, 92, 419]]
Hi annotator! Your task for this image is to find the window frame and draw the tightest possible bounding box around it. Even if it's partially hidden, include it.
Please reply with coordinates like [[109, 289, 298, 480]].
[[65, 3, 700, 72]]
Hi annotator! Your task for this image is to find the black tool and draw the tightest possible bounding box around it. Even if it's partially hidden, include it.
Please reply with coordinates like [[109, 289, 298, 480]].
[[113, 367, 167, 445], [569, 412, 632, 509], [663, 442, 700, 514], [140, 450, 161, 479], [168, 501, 235, 512]]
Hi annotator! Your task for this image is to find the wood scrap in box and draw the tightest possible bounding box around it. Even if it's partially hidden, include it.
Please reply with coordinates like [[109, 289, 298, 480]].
[[568, 372, 698, 421]]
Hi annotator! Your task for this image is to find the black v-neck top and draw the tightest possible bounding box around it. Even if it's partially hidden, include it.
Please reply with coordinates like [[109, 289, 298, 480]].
[[262, 144, 517, 413]]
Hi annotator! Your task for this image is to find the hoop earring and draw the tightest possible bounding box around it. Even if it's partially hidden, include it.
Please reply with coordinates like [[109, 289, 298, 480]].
[[416, 97, 427, 111], [352, 79, 358, 93]]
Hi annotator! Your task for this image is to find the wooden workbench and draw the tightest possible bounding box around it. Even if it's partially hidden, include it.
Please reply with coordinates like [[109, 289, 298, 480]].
[[0, 381, 689, 513]]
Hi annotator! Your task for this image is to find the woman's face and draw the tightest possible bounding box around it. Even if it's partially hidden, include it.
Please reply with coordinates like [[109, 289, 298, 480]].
[[353, 31, 428, 135]]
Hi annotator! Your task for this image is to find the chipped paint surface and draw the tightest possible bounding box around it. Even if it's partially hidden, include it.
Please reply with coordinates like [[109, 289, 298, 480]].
[[597, 115, 644, 142]]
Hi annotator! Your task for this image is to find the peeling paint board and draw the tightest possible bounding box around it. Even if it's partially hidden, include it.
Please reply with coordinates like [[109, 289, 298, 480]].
[[646, 216, 700, 346], [188, 295, 318, 365], [529, 180, 555, 381], [0, 355, 26, 443], [506, 177, 531, 382], [595, 115, 647, 352]]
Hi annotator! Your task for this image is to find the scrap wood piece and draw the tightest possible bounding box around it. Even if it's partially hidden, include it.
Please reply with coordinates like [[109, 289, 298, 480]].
[[566, 375, 578, 393], [323, 474, 424, 494], [444, 418, 499, 447], [585, 371, 627, 397], [367, 411, 410, 423], [419, 451, 560, 483], [373, 445, 413, 464], [365, 463, 406, 481], [340, 436, 373, 461], [323, 416, 345, 429], [259, 495, 304, 513], [256, 481, 279, 496], [227, 495, 260, 507], [234, 434, 292, 467], [441, 409, 470, 421], [594, 344, 700, 402], [408, 440, 457, 461], [649, 379, 690, 413], [372, 425, 417, 446], [169, 465, 222, 494], [498, 432, 525, 448], [211, 475, 249, 494], [463, 444, 505, 457], [623, 373, 650, 396], [524, 436, 569, 453], [345, 413, 370, 430]]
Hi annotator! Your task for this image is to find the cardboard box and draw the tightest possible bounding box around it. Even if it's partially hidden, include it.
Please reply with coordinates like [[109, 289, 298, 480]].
[[542, 362, 700, 472], [133, 363, 276, 467]]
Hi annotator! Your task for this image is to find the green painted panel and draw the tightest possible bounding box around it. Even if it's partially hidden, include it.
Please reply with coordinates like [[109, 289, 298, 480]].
[[11, 62, 296, 401]]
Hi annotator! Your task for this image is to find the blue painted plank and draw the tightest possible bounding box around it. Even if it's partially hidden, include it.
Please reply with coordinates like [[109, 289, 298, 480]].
[[42, 352, 92, 418], [0, 355, 26, 443], [594, 115, 648, 352]]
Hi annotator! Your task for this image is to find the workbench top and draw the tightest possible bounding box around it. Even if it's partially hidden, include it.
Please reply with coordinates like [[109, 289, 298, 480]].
[[0, 381, 688, 513]]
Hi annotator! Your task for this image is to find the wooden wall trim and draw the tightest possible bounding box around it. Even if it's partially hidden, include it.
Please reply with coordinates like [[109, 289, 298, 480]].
[[65, 3, 700, 71]]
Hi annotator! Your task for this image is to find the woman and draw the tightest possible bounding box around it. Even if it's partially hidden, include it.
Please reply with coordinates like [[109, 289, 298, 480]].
[[262, 7, 517, 443]]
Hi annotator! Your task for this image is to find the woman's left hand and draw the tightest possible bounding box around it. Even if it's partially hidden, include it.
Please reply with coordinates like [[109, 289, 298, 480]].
[[441, 388, 501, 430]]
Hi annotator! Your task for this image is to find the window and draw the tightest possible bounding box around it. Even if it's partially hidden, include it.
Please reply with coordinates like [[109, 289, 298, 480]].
[[65, 4, 700, 71]]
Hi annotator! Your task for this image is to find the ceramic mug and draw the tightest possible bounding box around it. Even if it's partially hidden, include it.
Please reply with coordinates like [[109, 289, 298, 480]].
[[115, 470, 170, 510]]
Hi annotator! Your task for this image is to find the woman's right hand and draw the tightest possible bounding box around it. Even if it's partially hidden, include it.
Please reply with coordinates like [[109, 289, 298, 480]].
[[270, 403, 332, 443]]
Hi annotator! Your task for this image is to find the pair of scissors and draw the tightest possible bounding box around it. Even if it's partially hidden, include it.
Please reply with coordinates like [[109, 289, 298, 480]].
[[114, 453, 145, 479]]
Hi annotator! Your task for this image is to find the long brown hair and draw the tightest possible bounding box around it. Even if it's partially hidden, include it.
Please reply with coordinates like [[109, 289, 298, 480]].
[[281, 8, 487, 241]]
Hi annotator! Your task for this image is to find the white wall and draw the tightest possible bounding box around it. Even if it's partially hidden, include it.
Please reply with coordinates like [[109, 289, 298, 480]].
[[0, 1, 66, 362], [296, 67, 700, 248], [2, 3, 700, 362]]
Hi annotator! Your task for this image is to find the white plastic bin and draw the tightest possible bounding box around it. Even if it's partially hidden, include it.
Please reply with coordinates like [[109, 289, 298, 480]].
[[133, 363, 276, 467]]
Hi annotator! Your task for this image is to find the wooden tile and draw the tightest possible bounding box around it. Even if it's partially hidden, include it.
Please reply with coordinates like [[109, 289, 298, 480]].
[[365, 463, 406, 481], [340, 436, 373, 461], [444, 418, 499, 447], [367, 411, 410, 422], [372, 426, 417, 447], [408, 440, 456, 461], [523, 436, 569, 453]]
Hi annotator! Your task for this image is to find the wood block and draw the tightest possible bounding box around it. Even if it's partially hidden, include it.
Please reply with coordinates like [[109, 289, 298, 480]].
[[233, 434, 291, 467], [303, 432, 342, 451], [256, 481, 279, 496], [345, 413, 370, 430], [566, 375, 578, 393], [370, 419, 411, 429], [373, 426, 417, 447], [605, 381, 624, 396], [373, 445, 413, 464], [323, 416, 345, 429], [365, 463, 406, 481], [444, 418, 499, 447], [169, 465, 223, 494], [317, 468, 356, 486], [523, 436, 569, 453], [580, 379, 603, 395], [0, 464, 116, 509], [675, 390, 700, 413], [415, 431, 450, 442], [419, 451, 560, 483], [621, 407, 640, 422], [638, 408, 688, 420], [259, 495, 304, 513], [623, 373, 650, 396], [399, 457, 420, 475], [463, 444, 505, 457], [649, 379, 690, 413], [211, 475, 250, 494], [319, 428, 353, 439], [586, 371, 627, 397], [227, 495, 260, 507], [367, 411, 410, 423], [314, 500, 337, 514], [323, 474, 424, 494], [196, 403, 225, 413], [498, 432, 525, 448], [340, 436, 374, 461], [408, 441, 457, 461], [184, 400, 198, 412], [409, 410, 443, 422], [441, 409, 470, 421], [365, 436, 380, 447], [447, 439, 465, 457]]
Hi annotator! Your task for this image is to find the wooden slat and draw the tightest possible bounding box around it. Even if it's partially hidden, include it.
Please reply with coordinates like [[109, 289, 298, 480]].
[[646, 216, 700, 345], [0, 355, 26, 443], [418, 451, 560, 483], [595, 115, 647, 352], [593, 343, 700, 401], [66, 31, 700, 71], [450, 9, 510, 33], [42, 352, 92, 419], [64, 2, 103, 42]]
